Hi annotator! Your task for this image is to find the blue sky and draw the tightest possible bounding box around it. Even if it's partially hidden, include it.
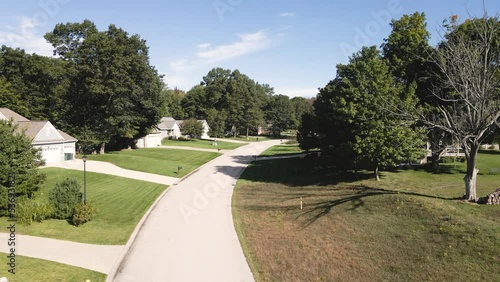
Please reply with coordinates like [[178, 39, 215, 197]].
[[1, 1, 498, 97]]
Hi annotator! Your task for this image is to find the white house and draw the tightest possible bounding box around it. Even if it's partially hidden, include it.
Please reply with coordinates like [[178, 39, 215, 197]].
[[157, 117, 181, 140], [198, 120, 211, 139], [135, 129, 162, 148], [0, 108, 77, 163], [177, 119, 211, 139]]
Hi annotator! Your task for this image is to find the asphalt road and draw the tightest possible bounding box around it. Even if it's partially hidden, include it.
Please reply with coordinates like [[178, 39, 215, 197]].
[[113, 140, 281, 282]]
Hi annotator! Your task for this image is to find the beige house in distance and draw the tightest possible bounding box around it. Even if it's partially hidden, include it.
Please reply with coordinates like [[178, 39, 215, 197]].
[[0, 108, 77, 163]]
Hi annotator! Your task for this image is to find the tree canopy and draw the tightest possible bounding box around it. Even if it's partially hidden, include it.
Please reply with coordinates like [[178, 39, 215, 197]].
[[44, 20, 165, 153]]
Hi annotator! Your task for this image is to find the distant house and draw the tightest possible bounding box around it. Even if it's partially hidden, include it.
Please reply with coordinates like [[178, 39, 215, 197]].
[[177, 119, 211, 139], [198, 120, 210, 139], [136, 128, 162, 148], [157, 117, 181, 140], [0, 108, 77, 163], [417, 142, 466, 164]]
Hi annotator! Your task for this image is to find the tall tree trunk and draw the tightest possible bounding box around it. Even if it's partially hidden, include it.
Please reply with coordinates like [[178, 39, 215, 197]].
[[431, 152, 440, 173], [464, 144, 479, 201], [375, 165, 380, 182], [100, 143, 105, 155], [246, 127, 249, 138]]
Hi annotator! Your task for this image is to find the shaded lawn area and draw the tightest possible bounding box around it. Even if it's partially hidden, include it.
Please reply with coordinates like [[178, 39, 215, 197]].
[[233, 154, 500, 282], [0, 255, 105, 282], [260, 144, 306, 157], [86, 148, 220, 177], [161, 138, 244, 150], [0, 168, 166, 245]]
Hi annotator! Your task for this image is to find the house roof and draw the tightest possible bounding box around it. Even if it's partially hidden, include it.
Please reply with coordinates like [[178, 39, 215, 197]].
[[157, 117, 179, 130], [16, 121, 48, 140], [1, 108, 77, 143], [57, 130, 78, 142], [0, 108, 29, 122]]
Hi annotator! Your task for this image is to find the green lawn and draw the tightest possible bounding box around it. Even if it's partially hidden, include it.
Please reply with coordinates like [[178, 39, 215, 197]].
[[0, 168, 166, 245], [0, 255, 105, 282], [233, 153, 500, 281], [86, 148, 220, 177], [260, 144, 304, 156], [226, 136, 275, 142], [162, 138, 244, 150]]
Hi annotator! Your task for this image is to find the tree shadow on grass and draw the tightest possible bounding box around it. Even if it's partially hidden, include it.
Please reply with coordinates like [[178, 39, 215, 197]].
[[223, 156, 378, 187], [297, 185, 461, 227]]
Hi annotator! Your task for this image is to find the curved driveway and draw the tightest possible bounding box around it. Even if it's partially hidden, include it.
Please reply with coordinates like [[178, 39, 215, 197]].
[[44, 159, 179, 185], [113, 140, 281, 282]]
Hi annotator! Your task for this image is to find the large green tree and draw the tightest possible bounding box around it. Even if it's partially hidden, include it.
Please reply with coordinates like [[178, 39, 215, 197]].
[[162, 87, 186, 119], [45, 20, 164, 153], [0, 120, 46, 216], [265, 94, 295, 137], [185, 68, 267, 137], [291, 96, 313, 129], [382, 12, 451, 172], [313, 46, 424, 179], [0, 46, 69, 125]]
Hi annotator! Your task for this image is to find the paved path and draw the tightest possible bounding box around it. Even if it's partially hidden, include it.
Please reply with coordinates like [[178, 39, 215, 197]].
[[44, 159, 180, 185], [0, 233, 123, 274], [113, 140, 281, 282]]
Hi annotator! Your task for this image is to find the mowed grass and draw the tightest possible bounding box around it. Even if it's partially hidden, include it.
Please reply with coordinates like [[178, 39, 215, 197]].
[[260, 144, 304, 156], [161, 138, 244, 150], [87, 148, 219, 177], [1, 255, 105, 282], [233, 153, 500, 281], [0, 168, 166, 245], [227, 135, 275, 142]]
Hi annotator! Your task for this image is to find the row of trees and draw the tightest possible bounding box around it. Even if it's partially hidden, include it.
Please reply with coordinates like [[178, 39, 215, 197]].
[[298, 12, 500, 201], [0, 20, 165, 154], [163, 68, 313, 137]]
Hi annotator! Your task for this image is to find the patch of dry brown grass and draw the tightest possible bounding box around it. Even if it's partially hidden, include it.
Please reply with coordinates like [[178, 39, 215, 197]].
[[233, 157, 500, 282]]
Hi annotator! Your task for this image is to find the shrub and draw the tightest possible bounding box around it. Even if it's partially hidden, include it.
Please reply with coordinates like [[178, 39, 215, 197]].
[[17, 198, 54, 226], [49, 178, 82, 219], [72, 202, 98, 227]]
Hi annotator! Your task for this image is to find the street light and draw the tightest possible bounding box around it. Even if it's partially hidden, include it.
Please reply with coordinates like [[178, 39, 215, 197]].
[[82, 155, 87, 204]]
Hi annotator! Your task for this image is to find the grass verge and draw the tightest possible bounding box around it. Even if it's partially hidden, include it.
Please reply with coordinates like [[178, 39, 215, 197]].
[[0, 168, 166, 245], [161, 138, 244, 150], [0, 255, 105, 282], [260, 144, 304, 157], [233, 154, 500, 281], [86, 148, 219, 177]]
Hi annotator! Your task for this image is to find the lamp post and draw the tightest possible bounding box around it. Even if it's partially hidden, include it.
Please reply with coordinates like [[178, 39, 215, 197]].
[[82, 155, 87, 204]]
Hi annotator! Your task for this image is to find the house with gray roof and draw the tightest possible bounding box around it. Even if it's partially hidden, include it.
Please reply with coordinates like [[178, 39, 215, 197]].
[[0, 108, 77, 163], [157, 117, 181, 140]]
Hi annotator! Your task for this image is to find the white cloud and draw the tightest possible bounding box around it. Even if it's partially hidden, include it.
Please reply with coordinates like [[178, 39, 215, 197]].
[[0, 16, 53, 56], [197, 43, 211, 49], [279, 12, 296, 17], [275, 87, 318, 98], [169, 59, 194, 73], [196, 31, 270, 63], [163, 30, 275, 90]]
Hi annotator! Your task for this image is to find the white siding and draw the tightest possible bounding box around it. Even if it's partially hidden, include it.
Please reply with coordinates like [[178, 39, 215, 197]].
[[34, 122, 64, 142], [137, 133, 162, 148], [35, 144, 63, 163]]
